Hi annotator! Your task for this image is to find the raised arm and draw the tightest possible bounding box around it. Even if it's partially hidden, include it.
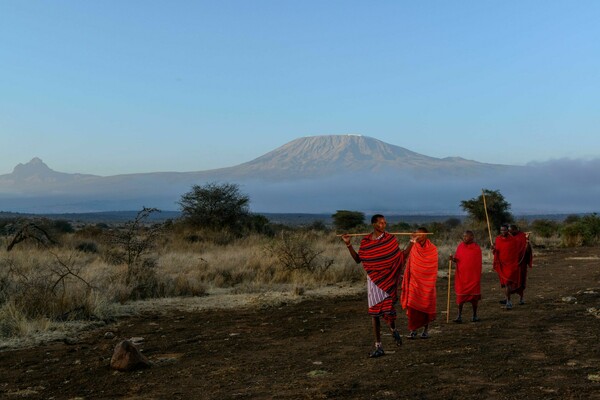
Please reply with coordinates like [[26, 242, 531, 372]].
[[341, 234, 361, 264]]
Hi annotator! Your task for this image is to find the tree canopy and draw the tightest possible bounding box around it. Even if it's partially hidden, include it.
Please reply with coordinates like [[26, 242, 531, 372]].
[[332, 210, 365, 231], [178, 182, 250, 230], [460, 189, 513, 232]]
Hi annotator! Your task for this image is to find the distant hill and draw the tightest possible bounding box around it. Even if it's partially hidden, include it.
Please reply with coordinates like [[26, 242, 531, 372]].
[[0, 135, 598, 214]]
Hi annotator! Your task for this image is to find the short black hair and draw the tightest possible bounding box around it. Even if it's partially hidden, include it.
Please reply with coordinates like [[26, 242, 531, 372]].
[[416, 226, 428, 233], [371, 214, 385, 224], [464, 230, 474, 236], [509, 224, 519, 231]]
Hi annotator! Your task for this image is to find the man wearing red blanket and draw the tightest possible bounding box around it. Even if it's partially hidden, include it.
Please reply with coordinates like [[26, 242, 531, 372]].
[[493, 224, 521, 309], [401, 227, 438, 339], [341, 214, 414, 358], [509, 224, 533, 305], [449, 230, 482, 323]]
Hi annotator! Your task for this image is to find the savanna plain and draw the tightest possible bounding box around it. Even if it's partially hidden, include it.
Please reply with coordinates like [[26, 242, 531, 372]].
[[0, 212, 599, 399]]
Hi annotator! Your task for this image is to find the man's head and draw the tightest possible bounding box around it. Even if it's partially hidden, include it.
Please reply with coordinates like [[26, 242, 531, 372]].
[[371, 214, 386, 233], [508, 224, 519, 236], [415, 226, 428, 244], [500, 223, 510, 237], [462, 230, 475, 244]]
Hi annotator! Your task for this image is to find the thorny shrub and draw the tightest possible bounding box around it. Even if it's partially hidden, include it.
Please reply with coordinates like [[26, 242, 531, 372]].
[[266, 231, 334, 273]]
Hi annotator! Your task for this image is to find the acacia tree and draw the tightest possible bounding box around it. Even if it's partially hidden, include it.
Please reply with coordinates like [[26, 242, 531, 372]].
[[332, 210, 365, 231], [178, 182, 250, 230], [460, 189, 513, 231]]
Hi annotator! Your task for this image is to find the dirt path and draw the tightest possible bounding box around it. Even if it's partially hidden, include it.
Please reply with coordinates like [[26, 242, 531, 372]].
[[1, 247, 600, 399]]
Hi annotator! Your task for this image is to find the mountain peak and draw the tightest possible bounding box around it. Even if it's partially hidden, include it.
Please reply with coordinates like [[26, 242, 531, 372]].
[[13, 157, 53, 175], [238, 134, 434, 176]]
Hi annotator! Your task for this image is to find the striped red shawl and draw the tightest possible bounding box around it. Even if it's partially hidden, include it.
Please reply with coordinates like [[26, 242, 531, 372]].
[[358, 232, 404, 299], [401, 239, 438, 315]]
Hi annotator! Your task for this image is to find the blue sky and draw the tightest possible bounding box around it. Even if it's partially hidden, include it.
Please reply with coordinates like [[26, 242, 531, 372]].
[[1, 1, 599, 176]]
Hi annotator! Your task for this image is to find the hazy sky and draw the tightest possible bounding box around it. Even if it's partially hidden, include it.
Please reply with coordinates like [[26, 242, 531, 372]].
[[2, 1, 599, 176]]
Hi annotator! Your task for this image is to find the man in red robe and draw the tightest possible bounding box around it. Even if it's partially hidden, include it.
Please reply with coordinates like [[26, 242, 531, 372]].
[[509, 224, 533, 305], [449, 230, 482, 322], [342, 214, 414, 358], [493, 224, 521, 309], [401, 227, 438, 339]]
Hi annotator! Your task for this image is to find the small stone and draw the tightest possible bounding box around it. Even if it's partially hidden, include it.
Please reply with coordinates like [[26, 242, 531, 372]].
[[307, 370, 327, 377], [104, 332, 115, 339], [561, 296, 577, 304], [110, 340, 152, 371]]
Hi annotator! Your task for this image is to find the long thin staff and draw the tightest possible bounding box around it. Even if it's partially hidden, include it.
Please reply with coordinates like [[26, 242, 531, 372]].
[[446, 259, 452, 323], [481, 189, 494, 247], [336, 232, 434, 237]]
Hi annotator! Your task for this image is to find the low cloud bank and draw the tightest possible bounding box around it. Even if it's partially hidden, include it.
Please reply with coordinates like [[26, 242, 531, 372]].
[[1, 158, 598, 215]]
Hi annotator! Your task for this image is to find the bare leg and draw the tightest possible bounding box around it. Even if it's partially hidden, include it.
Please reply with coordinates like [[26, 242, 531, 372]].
[[388, 319, 402, 346], [368, 317, 385, 357], [421, 324, 429, 338], [454, 304, 463, 323], [504, 287, 512, 309], [472, 300, 480, 322], [372, 317, 381, 344]]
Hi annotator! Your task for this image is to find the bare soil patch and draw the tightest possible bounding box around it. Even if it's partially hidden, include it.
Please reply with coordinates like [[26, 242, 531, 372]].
[[1, 247, 599, 399]]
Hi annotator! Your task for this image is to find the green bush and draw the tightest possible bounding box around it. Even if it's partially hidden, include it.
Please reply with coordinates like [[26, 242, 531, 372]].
[[561, 213, 600, 246]]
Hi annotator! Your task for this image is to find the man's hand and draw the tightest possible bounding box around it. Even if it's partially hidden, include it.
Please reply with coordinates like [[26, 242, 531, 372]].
[[341, 234, 351, 247]]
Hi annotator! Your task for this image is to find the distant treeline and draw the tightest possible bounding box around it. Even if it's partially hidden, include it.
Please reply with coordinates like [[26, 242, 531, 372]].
[[0, 210, 581, 226]]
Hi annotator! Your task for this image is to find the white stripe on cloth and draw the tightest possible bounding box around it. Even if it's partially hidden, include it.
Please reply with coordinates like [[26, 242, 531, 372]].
[[367, 275, 390, 308]]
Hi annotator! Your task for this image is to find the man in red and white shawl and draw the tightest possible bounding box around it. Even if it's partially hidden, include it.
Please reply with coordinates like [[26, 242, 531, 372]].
[[401, 227, 438, 339], [341, 214, 414, 358], [509, 224, 533, 305], [493, 223, 521, 309], [449, 230, 482, 323]]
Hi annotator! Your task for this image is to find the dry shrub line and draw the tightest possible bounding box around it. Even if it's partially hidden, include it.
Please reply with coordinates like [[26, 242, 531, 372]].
[[111, 207, 162, 271], [266, 231, 334, 273], [6, 222, 94, 294], [6, 222, 56, 251], [110, 207, 163, 298]]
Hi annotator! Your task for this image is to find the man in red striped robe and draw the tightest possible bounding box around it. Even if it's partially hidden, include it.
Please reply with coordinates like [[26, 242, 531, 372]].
[[509, 224, 533, 305], [401, 227, 438, 339], [342, 214, 414, 358], [493, 224, 521, 309], [449, 230, 482, 323]]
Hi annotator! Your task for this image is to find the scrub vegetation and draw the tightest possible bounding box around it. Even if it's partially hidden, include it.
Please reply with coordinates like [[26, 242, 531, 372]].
[[0, 185, 598, 341]]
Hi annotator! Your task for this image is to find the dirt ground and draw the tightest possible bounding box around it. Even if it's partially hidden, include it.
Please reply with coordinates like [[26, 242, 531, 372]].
[[1, 246, 600, 400]]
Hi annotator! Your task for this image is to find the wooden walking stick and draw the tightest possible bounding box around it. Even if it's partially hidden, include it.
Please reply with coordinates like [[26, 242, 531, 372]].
[[446, 259, 452, 323], [481, 189, 494, 248]]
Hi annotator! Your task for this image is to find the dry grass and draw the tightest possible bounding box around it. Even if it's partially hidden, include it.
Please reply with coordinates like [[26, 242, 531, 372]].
[[0, 222, 549, 342]]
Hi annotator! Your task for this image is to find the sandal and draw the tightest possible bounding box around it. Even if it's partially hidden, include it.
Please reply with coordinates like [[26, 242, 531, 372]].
[[407, 331, 418, 339], [471, 316, 481, 322], [453, 316, 463, 323], [368, 346, 385, 358], [420, 332, 430, 339]]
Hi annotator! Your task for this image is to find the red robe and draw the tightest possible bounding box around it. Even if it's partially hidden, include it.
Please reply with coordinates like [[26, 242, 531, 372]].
[[493, 234, 521, 292], [401, 239, 438, 330], [453, 242, 482, 304], [358, 232, 405, 323], [512, 231, 533, 296]]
